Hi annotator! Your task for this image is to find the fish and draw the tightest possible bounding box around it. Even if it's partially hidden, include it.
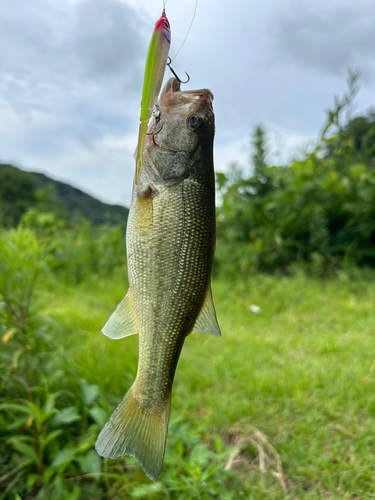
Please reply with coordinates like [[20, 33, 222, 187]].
[[95, 77, 221, 482], [135, 8, 171, 185]]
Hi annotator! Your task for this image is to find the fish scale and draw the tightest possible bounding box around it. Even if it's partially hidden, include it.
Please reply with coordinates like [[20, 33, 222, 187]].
[[96, 78, 220, 481], [130, 182, 211, 402]]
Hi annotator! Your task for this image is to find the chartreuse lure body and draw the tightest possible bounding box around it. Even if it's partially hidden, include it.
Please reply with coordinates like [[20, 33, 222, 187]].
[[135, 9, 171, 184]]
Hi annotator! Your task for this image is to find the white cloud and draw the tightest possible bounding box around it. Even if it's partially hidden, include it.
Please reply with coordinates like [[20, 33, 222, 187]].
[[0, 0, 145, 205], [73, 0, 144, 79], [214, 125, 315, 177], [214, 136, 249, 173], [272, 0, 375, 80], [265, 124, 316, 165]]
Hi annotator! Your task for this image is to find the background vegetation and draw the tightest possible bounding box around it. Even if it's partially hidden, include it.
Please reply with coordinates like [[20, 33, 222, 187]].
[[1, 72, 375, 498], [215, 71, 375, 278], [0, 164, 128, 228]]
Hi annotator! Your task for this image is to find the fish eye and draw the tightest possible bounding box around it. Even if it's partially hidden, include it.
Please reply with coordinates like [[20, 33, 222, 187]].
[[188, 115, 203, 130], [164, 20, 169, 28]]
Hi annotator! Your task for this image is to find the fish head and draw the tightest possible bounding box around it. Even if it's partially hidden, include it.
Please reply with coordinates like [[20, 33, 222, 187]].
[[155, 13, 171, 44], [142, 78, 215, 184], [159, 77, 215, 143]]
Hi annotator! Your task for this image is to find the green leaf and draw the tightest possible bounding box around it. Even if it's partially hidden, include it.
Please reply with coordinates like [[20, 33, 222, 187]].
[[7, 435, 35, 444], [88, 406, 106, 427], [17, 457, 36, 470], [43, 391, 61, 413], [131, 483, 165, 498], [51, 449, 75, 469], [6, 415, 29, 430], [81, 383, 100, 407], [25, 401, 57, 427], [74, 439, 93, 455], [41, 466, 55, 483], [27, 473, 39, 488], [42, 430, 63, 448], [52, 406, 80, 426], [64, 485, 81, 500], [76, 449, 102, 475], [0, 403, 34, 415], [7, 437, 40, 465]]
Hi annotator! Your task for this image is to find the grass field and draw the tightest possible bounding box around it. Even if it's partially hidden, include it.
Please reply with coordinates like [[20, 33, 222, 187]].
[[46, 272, 375, 499]]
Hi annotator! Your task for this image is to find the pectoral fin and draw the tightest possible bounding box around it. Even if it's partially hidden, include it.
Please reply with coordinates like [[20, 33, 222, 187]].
[[102, 291, 138, 339], [191, 286, 221, 337]]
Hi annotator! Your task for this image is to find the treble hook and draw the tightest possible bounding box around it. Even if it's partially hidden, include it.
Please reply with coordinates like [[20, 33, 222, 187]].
[[146, 119, 164, 146], [167, 57, 190, 84]]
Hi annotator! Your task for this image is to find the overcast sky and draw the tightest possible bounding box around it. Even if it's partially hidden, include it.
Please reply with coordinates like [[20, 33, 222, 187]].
[[0, 0, 374, 206]]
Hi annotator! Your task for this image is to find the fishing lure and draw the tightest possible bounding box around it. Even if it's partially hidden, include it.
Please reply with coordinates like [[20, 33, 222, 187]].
[[135, 8, 171, 184]]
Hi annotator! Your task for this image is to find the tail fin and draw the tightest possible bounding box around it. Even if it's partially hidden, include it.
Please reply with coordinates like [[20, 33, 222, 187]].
[[95, 384, 171, 482]]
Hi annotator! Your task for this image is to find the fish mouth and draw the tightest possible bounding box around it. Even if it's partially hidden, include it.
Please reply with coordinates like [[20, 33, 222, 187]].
[[145, 77, 214, 152], [159, 77, 213, 110], [147, 141, 179, 153]]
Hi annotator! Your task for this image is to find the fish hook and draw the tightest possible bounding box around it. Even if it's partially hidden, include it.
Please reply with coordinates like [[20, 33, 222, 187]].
[[167, 57, 190, 84], [146, 119, 164, 146]]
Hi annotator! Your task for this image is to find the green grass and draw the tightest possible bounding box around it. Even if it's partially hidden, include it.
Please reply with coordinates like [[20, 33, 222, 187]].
[[45, 273, 375, 498]]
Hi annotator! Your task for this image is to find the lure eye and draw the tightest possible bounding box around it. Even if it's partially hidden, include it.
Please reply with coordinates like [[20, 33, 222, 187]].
[[164, 20, 169, 29], [188, 115, 203, 130]]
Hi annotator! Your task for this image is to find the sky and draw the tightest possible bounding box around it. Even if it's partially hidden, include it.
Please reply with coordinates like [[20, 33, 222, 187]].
[[0, 0, 374, 206]]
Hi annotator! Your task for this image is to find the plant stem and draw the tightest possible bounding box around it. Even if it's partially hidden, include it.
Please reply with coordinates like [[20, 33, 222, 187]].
[[21, 324, 33, 402]]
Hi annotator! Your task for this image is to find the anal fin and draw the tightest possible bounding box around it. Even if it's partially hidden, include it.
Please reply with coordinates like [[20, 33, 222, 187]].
[[191, 286, 221, 337], [102, 291, 138, 339]]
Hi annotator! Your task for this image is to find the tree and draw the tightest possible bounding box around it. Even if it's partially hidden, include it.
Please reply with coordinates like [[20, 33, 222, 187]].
[[0, 166, 37, 227], [250, 125, 269, 193]]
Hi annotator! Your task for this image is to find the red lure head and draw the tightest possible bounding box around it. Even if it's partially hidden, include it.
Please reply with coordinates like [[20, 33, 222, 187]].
[[154, 13, 171, 43]]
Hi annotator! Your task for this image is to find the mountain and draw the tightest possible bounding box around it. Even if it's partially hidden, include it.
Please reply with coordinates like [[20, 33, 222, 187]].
[[0, 163, 128, 226]]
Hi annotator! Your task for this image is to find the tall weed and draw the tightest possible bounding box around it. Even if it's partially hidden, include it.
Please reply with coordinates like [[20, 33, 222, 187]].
[[216, 71, 375, 278]]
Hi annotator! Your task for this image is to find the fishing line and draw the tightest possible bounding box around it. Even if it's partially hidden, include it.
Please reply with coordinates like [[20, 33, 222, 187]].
[[171, 0, 199, 61]]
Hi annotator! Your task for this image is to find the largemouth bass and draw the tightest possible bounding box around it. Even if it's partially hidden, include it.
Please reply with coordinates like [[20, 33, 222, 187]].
[[95, 77, 220, 482]]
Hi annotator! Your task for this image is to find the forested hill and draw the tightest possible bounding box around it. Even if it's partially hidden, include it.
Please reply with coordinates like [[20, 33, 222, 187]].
[[0, 163, 128, 227]]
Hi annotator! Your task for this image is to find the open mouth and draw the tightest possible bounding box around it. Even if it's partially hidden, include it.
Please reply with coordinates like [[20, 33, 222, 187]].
[[159, 78, 213, 109], [144, 77, 214, 153]]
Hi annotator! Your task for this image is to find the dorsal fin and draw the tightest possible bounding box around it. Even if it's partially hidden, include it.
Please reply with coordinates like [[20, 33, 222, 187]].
[[102, 291, 138, 339], [191, 286, 221, 337]]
